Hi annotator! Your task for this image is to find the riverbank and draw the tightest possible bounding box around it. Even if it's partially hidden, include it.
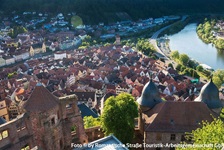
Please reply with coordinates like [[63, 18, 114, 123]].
[[197, 19, 224, 50], [155, 21, 224, 88], [159, 15, 202, 37], [157, 37, 171, 58], [168, 23, 224, 70]]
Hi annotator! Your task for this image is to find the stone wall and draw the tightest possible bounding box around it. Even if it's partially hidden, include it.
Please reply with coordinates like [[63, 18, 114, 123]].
[[144, 132, 185, 150], [28, 106, 63, 150], [0, 114, 33, 150], [59, 95, 88, 146], [85, 126, 104, 142]]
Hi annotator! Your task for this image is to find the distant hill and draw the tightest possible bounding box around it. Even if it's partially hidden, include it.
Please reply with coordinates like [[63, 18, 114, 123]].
[[1, 0, 224, 24]]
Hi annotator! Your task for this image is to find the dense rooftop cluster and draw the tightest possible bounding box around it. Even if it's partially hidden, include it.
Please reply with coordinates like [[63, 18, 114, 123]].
[[0, 43, 219, 122]]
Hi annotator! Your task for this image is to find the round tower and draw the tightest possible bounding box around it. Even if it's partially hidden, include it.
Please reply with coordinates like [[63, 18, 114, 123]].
[[195, 79, 223, 114], [137, 79, 162, 134], [137, 79, 162, 110]]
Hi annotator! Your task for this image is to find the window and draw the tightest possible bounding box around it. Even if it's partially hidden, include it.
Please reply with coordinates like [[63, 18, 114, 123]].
[[170, 134, 176, 141], [2, 130, 8, 138], [51, 118, 55, 125], [60, 139, 63, 149], [156, 133, 162, 141], [21, 145, 30, 150], [17, 122, 26, 132], [66, 104, 72, 109]]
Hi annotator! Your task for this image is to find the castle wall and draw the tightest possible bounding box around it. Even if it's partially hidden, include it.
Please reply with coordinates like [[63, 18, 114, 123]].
[[0, 114, 34, 150], [144, 132, 185, 150], [0, 94, 88, 150]]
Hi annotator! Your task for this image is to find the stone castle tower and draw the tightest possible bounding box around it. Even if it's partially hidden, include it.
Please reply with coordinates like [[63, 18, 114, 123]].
[[0, 83, 88, 150]]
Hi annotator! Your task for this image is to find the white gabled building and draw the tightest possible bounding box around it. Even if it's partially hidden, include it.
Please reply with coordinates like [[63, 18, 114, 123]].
[[54, 51, 67, 60]]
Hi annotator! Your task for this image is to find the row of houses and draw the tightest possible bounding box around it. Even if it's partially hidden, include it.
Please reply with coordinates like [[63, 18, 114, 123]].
[[0, 30, 83, 67], [0, 42, 46, 67]]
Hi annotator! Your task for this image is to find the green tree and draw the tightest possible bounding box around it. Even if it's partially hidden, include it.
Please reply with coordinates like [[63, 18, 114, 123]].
[[176, 64, 182, 71], [180, 65, 186, 72], [179, 54, 189, 65], [84, 35, 92, 43], [179, 118, 224, 150], [196, 65, 203, 72], [170, 50, 179, 60], [188, 60, 197, 69], [101, 93, 138, 144], [83, 116, 101, 129], [212, 70, 224, 88], [215, 39, 224, 50], [8, 26, 28, 38], [213, 76, 222, 89], [168, 63, 174, 69], [136, 39, 155, 55], [220, 108, 224, 121], [7, 72, 17, 79]]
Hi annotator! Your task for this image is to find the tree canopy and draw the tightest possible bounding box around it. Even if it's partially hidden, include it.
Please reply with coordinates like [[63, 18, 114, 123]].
[[101, 93, 138, 144], [212, 70, 224, 88], [197, 19, 224, 50], [136, 39, 155, 56], [8, 26, 28, 38], [179, 54, 190, 65], [179, 118, 224, 150], [2, 0, 224, 24], [170, 50, 180, 60], [83, 116, 101, 129], [220, 108, 224, 121]]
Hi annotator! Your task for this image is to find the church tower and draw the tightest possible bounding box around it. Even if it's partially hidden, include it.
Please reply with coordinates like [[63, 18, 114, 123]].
[[42, 42, 46, 53], [115, 34, 121, 45], [29, 46, 34, 56]]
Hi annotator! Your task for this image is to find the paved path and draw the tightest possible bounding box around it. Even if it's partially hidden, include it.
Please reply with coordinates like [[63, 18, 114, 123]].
[[149, 16, 187, 59]]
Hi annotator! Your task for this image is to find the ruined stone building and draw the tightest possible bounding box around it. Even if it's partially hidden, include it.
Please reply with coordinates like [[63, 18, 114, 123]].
[[137, 79, 223, 150], [0, 83, 87, 150]]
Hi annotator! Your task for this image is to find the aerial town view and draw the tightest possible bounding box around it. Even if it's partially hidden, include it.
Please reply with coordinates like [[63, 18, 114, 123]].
[[0, 0, 224, 150]]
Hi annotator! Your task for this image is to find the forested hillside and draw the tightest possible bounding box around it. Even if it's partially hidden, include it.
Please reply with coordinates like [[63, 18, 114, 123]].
[[0, 0, 224, 24]]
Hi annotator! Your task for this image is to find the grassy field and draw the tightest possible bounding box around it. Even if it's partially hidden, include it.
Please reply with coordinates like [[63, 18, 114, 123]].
[[71, 15, 83, 28]]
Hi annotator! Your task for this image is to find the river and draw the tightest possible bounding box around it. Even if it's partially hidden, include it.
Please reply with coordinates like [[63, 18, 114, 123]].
[[168, 23, 224, 70]]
